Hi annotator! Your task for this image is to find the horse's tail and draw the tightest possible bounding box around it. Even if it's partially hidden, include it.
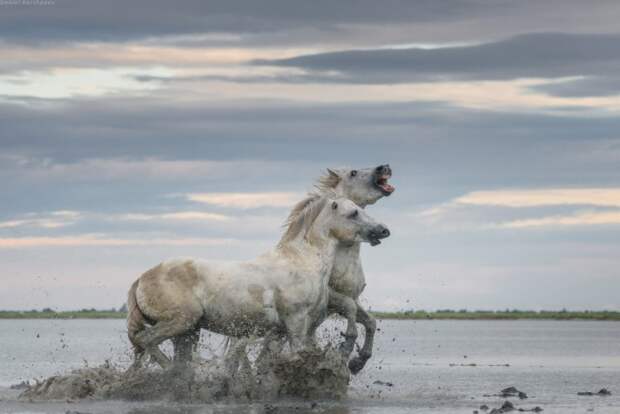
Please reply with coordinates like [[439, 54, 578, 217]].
[[127, 279, 146, 349]]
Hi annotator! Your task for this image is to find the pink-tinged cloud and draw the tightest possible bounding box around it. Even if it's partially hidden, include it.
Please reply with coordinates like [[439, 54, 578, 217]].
[[120, 211, 231, 222], [502, 210, 620, 228], [0, 235, 238, 249], [456, 188, 620, 208], [187, 192, 302, 209]]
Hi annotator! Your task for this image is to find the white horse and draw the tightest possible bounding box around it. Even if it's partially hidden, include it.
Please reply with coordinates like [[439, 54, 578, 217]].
[[127, 196, 390, 369], [287, 164, 394, 373]]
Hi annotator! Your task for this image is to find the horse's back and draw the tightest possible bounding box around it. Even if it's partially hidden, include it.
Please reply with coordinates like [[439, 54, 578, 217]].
[[135, 259, 205, 322]]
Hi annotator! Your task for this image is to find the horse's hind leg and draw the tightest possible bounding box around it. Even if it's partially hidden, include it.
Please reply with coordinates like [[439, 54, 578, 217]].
[[134, 315, 201, 369], [348, 303, 377, 375], [127, 345, 147, 372]]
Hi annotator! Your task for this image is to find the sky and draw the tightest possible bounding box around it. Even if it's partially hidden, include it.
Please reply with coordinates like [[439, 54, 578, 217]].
[[1, 0, 619, 311]]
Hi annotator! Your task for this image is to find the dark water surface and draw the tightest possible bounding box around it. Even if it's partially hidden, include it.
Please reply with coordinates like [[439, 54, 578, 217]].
[[1, 319, 619, 413]]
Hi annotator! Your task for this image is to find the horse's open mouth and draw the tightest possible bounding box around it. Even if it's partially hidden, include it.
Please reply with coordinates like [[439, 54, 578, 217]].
[[375, 174, 395, 196], [369, 238, 382, 246]]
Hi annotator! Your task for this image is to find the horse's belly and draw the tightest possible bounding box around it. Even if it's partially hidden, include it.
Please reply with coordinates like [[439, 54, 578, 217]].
[[200, 303, 281, 337]]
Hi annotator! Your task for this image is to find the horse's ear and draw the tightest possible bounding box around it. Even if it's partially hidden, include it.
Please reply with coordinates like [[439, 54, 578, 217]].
[[332, 201, 338, 210], [327, 168, 340, 178], [317, 168, 341, 190]]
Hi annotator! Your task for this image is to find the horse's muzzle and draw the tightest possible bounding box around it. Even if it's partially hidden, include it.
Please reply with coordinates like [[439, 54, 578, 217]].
[[374, 164, 394, 195], [368, 225, 390, 246], [375, 164, 392, 176]]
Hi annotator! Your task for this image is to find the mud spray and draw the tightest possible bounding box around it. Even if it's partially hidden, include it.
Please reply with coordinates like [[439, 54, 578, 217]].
[[18, 340, 351, 402]]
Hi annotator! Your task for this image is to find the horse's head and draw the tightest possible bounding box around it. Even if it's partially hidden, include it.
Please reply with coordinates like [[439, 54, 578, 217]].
[[317, 165, 394, 207], [325, 198, 390, 246]]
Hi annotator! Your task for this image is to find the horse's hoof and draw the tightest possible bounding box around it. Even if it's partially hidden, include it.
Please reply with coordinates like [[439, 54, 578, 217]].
[[348, 357, 364, 374], [348, 353, 370, 375]]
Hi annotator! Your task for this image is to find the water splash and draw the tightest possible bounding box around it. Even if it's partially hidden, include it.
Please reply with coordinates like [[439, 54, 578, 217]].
[[19, 343, 350, 402]]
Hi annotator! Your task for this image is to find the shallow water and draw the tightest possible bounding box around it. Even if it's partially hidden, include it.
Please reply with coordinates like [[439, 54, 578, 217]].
[[1, 319, 619, 413]]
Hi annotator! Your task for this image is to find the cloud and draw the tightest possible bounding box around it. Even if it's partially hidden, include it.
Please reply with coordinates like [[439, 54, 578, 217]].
[[0, 210, 80, 229], [0, 218, 67, 229], [0, 67, 165, 99], [0, 207, 289, 244], [532, 76, 620, 98], [2, 96, 620, 168], [0, 43, 310, 77], [455, 188, 620, 208], [0, 0, 474, 47], [2, 96, 620, 222], [120, 211, 230, 222], [2, 0, 620, 50], [417, 188, 620, 231], [0, 155, 304, 183], [0, 234, 238, 248], [256, 33, 620, 84], [186, 192, 302, 209], [503, 210, 620, 228], [0, 0, 504, 44]]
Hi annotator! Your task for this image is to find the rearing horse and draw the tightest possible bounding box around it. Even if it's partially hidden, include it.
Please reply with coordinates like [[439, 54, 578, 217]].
[[295, 164, 394, 373]]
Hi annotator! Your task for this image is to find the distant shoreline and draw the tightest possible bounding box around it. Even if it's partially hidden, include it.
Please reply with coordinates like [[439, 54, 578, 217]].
[[1, 309, 619, 320]]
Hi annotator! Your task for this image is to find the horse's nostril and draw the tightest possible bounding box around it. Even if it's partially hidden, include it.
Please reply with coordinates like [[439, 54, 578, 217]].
[[372, 226, 390, 238]]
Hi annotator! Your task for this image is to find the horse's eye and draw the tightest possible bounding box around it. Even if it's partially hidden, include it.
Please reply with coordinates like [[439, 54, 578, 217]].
[[332, 201, 338, 210], [349, 210, 359, 219], [350, 170, 358, 177]]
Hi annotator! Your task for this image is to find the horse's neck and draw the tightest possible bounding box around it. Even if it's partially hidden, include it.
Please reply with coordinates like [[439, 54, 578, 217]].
[[333, 241, 362, 278], [279, 228, 338, 274], [330, 241, 365, 298], [335, 241, 361, 264]]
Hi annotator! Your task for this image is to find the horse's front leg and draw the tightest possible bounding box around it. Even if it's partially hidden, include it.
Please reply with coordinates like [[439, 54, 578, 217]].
[[348, 303, 376, 375], [283, 312, 312, 354], [327, 288, 359, 357]]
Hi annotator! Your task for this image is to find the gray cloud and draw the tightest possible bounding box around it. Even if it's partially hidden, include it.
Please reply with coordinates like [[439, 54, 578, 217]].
[[4, 95, 620, 165], [0, 0, 481, 44], [1, 96, 620, 222], [255, 33, 620, 83], [2, 0, 620, 48]]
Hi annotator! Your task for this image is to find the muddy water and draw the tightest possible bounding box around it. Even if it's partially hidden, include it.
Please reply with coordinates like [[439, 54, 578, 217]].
[[1, 319, 620, 413]]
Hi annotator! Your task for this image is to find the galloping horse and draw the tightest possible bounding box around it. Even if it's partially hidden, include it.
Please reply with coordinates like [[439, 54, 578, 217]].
[[127, 196, 390, 369]]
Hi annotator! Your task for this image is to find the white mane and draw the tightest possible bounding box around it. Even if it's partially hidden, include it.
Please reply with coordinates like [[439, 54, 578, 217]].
[[279, 193, 327, 245]]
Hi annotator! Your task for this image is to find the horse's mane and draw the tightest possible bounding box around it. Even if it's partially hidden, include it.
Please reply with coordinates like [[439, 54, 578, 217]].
[[279, 193, 328, 245]]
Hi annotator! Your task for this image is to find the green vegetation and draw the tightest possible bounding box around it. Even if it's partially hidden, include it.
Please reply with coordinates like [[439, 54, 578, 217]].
[[371, 309, 620, 321], [0, 308, 126, 319], [1, 308, 619, 320]]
